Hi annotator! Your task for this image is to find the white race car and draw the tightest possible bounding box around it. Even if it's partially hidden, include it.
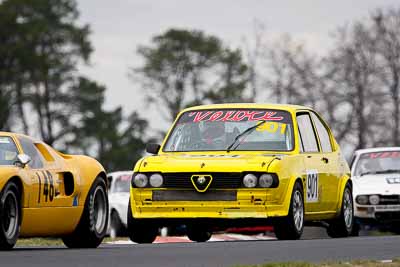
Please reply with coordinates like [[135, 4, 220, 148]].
[[108, 171, 132, 238], [350, 147, 400, 235]]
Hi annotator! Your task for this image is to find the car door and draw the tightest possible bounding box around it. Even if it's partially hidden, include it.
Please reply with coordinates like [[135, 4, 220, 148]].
[[296, 112, 325, 213], [18, 137, 73, 207], [310, 111, 340, 212]]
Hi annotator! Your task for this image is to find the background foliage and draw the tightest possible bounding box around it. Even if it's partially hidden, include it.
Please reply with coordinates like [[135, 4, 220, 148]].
[[1, 0, 400, 170]]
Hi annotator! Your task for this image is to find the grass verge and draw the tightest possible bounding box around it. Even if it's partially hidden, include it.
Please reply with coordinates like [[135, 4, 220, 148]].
[[237, 259, 400, 267], [16, 237, 128, 247]]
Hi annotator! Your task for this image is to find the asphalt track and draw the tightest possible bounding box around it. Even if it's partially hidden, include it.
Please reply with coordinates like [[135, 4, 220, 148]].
[[1, 235, 399, 267]]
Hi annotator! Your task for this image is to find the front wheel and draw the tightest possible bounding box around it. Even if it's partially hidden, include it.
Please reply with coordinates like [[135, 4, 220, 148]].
[[62, 177, 109, 248], [127, 198, 158, 244], [0, 181, 21, 250], [274, 181, 304, 240], [110, 210, 126, 238], [327, 184, 353, 238], [187, 224, 212, 242]]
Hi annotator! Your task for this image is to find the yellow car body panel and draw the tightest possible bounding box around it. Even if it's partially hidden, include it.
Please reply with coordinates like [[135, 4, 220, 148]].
[[0, 132, 106, 237], [129, 103, 351, 225]]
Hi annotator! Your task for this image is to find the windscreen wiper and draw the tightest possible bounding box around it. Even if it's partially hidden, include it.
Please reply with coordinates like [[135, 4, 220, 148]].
[[374, 169, 400, 174], [226, 120, 266, 152], [360, 171, 377, 176]]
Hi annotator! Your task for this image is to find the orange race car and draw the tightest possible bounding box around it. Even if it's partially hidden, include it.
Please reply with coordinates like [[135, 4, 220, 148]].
[[0, 132, 108, 249]]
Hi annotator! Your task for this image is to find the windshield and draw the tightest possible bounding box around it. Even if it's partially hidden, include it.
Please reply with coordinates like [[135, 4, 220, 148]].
[[355, 151, 400, 176], [0, 137, 18, 166], [112, 174, 131, 193], [163, 109, 294, 152]]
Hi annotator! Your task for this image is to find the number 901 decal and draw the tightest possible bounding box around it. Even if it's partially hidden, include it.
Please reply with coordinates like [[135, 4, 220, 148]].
[[306, 170, 319, 203], [256, 121, 287, 135]]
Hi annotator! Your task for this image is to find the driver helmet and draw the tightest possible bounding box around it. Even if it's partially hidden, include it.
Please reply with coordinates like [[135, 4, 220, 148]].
[[363, 158, 382, 172], [200, 121, 226, 141]]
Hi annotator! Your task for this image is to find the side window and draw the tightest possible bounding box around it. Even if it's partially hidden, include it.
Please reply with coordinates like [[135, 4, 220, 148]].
[[297, 113, 319, 153], [311, 112, 333, 153], [0, 137, 19, 165], [18, 137, 44, 169]]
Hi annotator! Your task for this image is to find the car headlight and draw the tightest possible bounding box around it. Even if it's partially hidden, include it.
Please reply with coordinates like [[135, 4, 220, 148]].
[[243, 174, 257, 188], [259, 174, 274, 188], [356, 195, 369, 205], [369, 195, 380, 205], [133, 173, 148, 188], [149, 173, 163, 187]]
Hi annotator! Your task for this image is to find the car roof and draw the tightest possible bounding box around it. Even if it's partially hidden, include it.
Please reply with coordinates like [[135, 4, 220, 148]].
[[181, 103, 311, 113], [354, 147, 400, 155], [0, 131, 39, 142]]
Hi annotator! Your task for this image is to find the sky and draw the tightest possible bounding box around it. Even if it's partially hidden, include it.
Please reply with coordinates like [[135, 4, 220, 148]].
[[76, 0, 400, 131]]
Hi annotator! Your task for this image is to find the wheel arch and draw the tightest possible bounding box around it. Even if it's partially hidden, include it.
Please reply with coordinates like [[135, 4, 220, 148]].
[[71, 155, 108, 206], [336, 175, 352, 215], [280, 176, 304, 217], [96, 171, 108, 188], [7, 176, 25, 207]]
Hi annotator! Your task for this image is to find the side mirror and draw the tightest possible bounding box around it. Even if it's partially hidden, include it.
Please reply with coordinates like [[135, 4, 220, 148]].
[[146, 143, 161, 155], [15, 154, 31, 168]]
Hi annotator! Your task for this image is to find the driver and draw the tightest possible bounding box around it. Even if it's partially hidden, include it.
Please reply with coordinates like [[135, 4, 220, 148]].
[[199, 121, 226, 146], [360, 158, 382, 174]]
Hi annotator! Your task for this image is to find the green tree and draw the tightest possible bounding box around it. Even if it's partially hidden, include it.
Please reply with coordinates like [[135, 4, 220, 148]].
[[0, 90, 12, 130], [133, 29, 249, 122], [69, 77, 148, 171], [0, 0, 91, 145], [202, 49, 248, 103]]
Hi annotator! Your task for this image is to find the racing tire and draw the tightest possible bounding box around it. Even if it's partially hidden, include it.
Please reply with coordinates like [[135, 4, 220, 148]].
[[110, 210, 126, 237], [127, 198, 158, 244], [390, 224, 400, 235], [273, 181, 304, 240], [350, 222, 360, 237], [0, 181, 21, 250], [62, 177, 109, 248], [186, 224, 212, 242], [327, 184, 353, 238]]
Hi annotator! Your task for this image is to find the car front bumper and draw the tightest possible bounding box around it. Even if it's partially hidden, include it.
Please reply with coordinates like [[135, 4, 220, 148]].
[[354, 204, 400, 223], [130, 188, 289, 220]]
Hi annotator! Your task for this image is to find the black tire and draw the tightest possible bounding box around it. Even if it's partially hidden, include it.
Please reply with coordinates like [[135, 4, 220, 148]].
[[0, 181, 21, 250], [186, 224, 212, 242], [390, 224, 400, 235], [274, 181, 304, 240], [127, 198, 158, 244], [110, 210, 126, 237], [351, 222, 360, 236], [62, 177, 109, 248], [327, 184, 353, 238]]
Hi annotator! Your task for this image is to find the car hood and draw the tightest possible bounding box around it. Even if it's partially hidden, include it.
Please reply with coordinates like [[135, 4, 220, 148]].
[[138, 153, 285, 173], [353, 173, 400, 195]]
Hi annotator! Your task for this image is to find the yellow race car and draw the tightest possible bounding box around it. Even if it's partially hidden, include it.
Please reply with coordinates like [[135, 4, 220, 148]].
[[128, 104, 353, 242], [0, 132, 108, 249]]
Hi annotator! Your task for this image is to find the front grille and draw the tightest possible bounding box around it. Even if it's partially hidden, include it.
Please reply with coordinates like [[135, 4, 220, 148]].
[[375, 211, 400, 221], [379, 195, 400, 205], [152, 190, 237, 201], [163, 172, 243, 189]]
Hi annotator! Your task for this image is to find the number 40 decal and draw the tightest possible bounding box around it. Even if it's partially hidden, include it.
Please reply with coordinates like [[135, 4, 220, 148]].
[[306, 170, 319, 203], [36, 171, 55, 203]]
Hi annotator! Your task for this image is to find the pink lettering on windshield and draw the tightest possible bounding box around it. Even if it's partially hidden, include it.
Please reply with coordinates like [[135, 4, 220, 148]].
[[188, 110, 284, 122], [368, 152, 400, 159]]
